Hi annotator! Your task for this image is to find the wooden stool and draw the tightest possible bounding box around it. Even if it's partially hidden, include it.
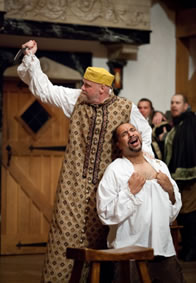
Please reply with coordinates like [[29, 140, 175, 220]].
[[67, 245, 154, 283]]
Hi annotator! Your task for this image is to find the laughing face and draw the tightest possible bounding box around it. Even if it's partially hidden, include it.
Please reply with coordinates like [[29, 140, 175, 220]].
[[116, 123, 142, 155]]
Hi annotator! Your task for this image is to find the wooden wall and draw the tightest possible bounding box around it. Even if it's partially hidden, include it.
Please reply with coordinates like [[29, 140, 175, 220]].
[[176, 8, 196, 111]]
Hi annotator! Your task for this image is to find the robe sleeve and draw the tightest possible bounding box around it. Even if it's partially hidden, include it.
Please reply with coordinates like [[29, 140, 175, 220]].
[[130, 104, 154, 156], [17, 54, 81, 118], [96, 164, 142, 225]]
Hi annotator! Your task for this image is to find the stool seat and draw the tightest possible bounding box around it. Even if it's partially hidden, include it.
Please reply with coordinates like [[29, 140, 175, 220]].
[[67, 245, 154, 283], [67, 245, 153, 261]]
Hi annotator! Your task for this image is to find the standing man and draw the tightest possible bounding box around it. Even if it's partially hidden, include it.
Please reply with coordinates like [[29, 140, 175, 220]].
[[17, 40, 153, 282], [97, 123, 184, 283], [164, 94, 196, 261]]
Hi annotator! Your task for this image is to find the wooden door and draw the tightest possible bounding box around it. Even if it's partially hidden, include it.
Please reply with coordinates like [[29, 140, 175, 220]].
[[1, 80, 70, 255]]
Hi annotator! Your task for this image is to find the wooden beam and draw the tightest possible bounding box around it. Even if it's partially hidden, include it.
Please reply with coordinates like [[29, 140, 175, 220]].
[[106, 44, 138, 60], [176, 8, 196, 38], [188, 69, 196, 112], [175, 38, 189, 95]]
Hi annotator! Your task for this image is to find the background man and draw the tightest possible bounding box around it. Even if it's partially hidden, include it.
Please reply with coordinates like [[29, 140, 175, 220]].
[[137, 98, 155, 125], [137, 98, 169, 159], [17, 40, 153, 282], [97, 122, 184, 283], [164, 94, 196, 261]]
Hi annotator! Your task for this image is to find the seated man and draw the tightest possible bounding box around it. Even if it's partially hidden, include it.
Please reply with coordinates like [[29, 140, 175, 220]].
[[96, 123, 185, 283]]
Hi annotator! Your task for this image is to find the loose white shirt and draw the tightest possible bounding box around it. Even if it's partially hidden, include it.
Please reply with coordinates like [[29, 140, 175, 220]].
[[97, 156, 182, 257], [17, 54, 153, 155]]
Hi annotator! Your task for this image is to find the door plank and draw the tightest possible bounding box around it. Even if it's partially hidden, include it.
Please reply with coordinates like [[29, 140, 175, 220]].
[[2, 160, 52, 222]]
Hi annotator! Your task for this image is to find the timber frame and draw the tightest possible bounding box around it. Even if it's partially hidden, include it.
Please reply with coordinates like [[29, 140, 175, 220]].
[[176, 8, 196, 110]]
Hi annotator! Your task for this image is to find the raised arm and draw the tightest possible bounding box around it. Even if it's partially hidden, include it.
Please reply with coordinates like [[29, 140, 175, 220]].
[[17, 40, 80, 118]]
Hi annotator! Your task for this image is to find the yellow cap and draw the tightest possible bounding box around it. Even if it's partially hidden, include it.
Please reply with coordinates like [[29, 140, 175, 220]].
[[83, 67, 114, 87]]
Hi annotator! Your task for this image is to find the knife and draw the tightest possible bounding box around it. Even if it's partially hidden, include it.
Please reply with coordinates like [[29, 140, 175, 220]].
[[14, 47, 29, 62]]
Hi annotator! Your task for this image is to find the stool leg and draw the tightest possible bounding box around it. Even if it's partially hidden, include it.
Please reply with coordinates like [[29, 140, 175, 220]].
[[69, 260, 83, 283], [90, 262, 100, 283], [136, 261, 151, 283], [120, 261, 131, 282]]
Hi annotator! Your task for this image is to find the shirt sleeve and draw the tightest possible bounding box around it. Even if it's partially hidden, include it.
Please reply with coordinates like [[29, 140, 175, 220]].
[[17, 54, 81, 118], [158, 160, 182, 222], [96, 164, 142, 225], [130, 103, 154, 156]]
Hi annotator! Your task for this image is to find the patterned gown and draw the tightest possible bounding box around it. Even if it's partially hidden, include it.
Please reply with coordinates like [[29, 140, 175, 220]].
[[42, 94, 132, 282]]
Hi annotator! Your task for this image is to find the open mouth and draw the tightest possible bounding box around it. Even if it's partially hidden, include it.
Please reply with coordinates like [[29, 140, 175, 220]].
[[129, 136, 138, 145]]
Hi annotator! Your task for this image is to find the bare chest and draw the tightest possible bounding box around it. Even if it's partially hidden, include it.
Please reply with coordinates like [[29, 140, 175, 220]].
[[133, 162, 157, 180]]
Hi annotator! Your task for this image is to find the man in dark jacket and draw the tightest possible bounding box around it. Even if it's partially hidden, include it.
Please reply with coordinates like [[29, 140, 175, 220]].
[[164, 94, 196, 261]]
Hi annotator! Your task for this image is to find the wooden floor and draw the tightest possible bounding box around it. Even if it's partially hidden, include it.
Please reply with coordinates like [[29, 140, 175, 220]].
[[0, 254, 196, 283], [0, 254, 44, 283]]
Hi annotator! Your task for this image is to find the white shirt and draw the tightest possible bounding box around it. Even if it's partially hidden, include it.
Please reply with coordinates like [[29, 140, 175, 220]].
[[96, 156, 182, 257], [17, 54, 154, 155]]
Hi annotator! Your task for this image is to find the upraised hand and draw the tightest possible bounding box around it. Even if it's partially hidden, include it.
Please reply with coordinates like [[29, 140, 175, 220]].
[[22, 40, 38, 55]]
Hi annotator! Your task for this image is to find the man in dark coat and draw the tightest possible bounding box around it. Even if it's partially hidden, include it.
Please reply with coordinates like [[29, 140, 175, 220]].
[[164, 94, 196, 261]]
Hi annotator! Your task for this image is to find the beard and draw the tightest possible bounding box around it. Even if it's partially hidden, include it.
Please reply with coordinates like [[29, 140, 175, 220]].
[[80, 92, 88, 102], [128, 144, 142, 152], [128, 137, 142, 152]]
